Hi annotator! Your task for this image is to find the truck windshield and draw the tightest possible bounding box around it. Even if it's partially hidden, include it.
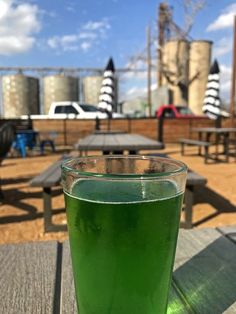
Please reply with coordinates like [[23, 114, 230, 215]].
[[55, 105, 78, 114], [80, 104, 99, 112]]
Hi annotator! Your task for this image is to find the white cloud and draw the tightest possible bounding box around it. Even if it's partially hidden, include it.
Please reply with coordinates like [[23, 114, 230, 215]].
[[80, 42, 91, 52], [121, 82, 157, 101], [0, 0, 40, 55], [207, 3, 236, 32], [126, 87, 143, 96], [122, 59, 156, 80], [48, 35, 79, 51], [66, 6, 76, 13], [0, 36, 35, 55], [83, 20, 110, 32], [47, 34, 94, 52], [47, 19, 110, 52], [214, 37, 232, 57], [65, 1, 76, 13]]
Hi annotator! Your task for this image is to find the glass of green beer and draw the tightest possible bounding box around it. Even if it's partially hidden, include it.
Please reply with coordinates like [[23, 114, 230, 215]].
[[61, 155, 187, 314]]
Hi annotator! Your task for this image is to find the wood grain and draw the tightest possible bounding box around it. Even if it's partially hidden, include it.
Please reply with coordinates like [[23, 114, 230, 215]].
[[0, 241, 58, 314], [217, 226, 236, 243], [174, 228, 236, 313], [61, 241, 77, 314], [76, 133, 163, 152]]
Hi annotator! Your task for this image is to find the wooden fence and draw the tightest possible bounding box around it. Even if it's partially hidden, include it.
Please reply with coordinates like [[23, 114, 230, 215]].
[[1, 117, 235, 146]]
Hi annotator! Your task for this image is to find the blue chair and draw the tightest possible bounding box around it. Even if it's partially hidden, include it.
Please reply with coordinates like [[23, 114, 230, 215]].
[[12, 130, 38, 158], [12, 134, 27, 158]]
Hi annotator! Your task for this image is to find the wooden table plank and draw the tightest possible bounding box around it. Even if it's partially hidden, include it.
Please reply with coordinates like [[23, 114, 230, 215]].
[[30, 159, 62, 187], [77, 134, 95, 150], [75, 133, 163, 152], [1, 228, 235, 313], [217, 225, 236, 243], [173, 228, 236, 313], [103, 134, 120, 151], [0, 241, 58, 314], [89, 134, 104, 149], [61, 241, 77, 314]]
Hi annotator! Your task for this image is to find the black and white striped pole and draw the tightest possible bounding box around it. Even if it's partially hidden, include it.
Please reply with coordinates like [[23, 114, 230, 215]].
[[202, 59, 230, 127], [98, 58, 115, 130]]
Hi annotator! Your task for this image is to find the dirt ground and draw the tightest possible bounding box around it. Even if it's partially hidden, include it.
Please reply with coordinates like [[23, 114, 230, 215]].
[[0, 144, 236, 245]]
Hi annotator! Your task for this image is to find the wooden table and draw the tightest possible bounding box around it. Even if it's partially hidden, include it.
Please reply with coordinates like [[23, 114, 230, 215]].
[[93, 130, 126, 135], [75, 133, 164, 155], [30, 157, 206, 232], [193, 127, 236, 162], [1, 226, 236, 313]]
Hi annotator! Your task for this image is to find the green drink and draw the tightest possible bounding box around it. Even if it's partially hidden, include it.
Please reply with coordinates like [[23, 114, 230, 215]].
[[62, 156, 187, 314]]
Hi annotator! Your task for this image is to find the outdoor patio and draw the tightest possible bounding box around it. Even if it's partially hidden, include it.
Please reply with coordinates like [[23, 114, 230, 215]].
[[0, 143, 236, 245]]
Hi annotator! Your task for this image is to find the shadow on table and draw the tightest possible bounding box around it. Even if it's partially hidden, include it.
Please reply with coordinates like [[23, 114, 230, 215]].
[[193, 186, 236, 227], [168, 235, 236, 313]]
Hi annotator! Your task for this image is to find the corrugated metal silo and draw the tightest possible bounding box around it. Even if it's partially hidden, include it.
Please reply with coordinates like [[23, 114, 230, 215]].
[[2, 74, 39, 118], [188, 40, 212, 115], [43, 75, 79, 114], [162, 39, 190, 105], [83, 76, 103, 105]]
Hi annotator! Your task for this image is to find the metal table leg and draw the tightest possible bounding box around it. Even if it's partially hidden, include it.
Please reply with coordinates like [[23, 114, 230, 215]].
[[42, 187, 67, 233], [183, 186, 194, 229]]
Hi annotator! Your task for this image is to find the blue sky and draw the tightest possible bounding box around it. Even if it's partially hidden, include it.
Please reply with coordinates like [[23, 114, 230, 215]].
[[0, 0, 235, 100]]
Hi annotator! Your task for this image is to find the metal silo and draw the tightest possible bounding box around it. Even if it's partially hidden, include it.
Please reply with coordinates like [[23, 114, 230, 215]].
[[188, 40, 212, 115], [162, 40, 190, 105], [83, 76, 103, 105], [2, 74, 39, 118], [43, 75, 79, 114]]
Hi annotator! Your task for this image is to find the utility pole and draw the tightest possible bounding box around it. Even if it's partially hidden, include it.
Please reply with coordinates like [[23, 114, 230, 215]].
[[230, 15, 236, 126], [147, 25, 152, 117], [157, 2, 169, 88]]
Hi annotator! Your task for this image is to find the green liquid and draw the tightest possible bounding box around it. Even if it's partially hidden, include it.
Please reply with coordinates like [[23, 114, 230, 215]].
[[65, 180, 183, 314]]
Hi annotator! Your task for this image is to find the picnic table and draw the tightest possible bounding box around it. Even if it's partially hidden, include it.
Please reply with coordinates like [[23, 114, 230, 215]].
[[75, 133, 164, 155], [192, 127, 236, 162], [30, 157, 206, 232], [1, 226, 236, 313]]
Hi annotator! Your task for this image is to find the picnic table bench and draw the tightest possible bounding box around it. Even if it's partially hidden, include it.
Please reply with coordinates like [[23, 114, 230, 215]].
[[179, 138, 211, 163], [1, 226, 236, 313], [30, 156, 207, 232], [192, 128, 236, 163], [30, 158, 67, 233]]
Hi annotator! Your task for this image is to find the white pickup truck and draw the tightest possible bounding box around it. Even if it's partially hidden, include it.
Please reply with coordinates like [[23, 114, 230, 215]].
[[21, 101, 124, 119]]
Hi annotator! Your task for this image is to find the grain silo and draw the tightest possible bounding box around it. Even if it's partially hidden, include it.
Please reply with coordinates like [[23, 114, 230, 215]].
[[188, 40, 212, 115], [83, 76, 103, 105], [162, 39, 190, 105], [2, 74, 39, 118], [43, 75, 78, 114]]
